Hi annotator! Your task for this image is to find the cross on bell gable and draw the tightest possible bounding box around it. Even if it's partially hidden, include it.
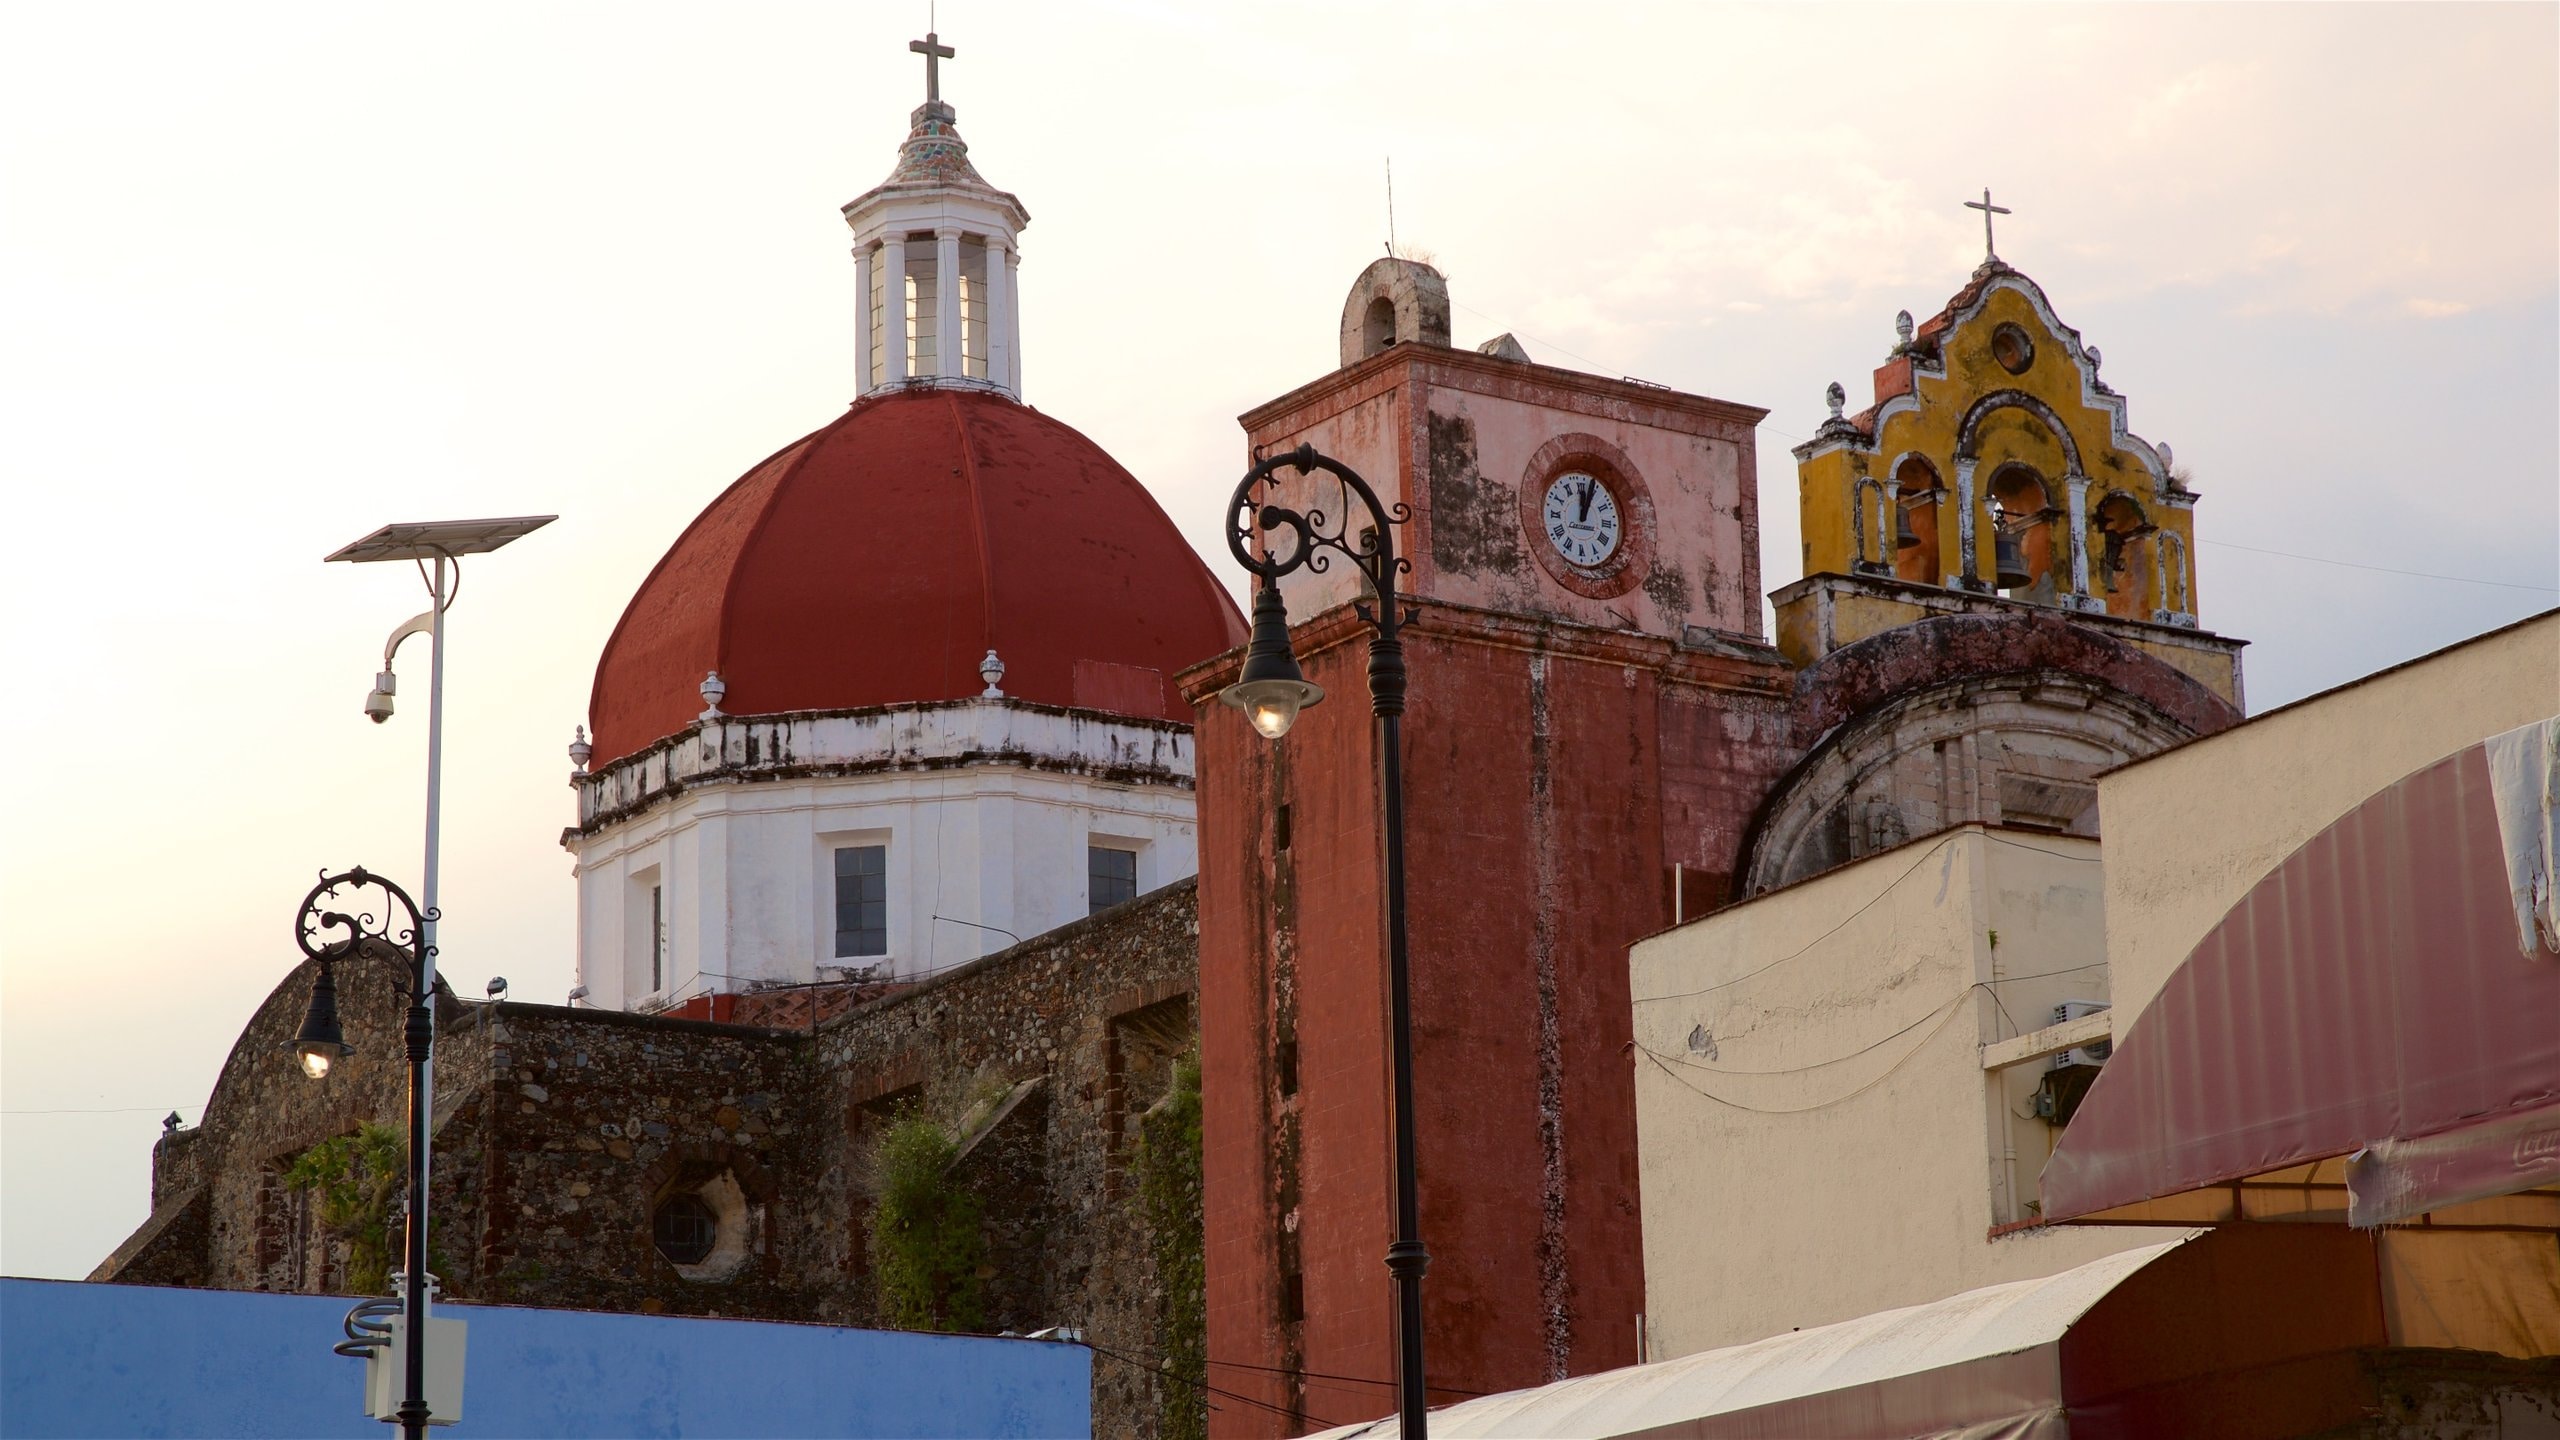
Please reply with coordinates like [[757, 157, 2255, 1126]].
[[1965, 188, 2012, 262]]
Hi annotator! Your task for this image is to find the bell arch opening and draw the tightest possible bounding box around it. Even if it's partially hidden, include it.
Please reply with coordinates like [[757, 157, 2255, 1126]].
[[1891, 455, 1947, 586], [1986, 463, 2060, 601], [1363, 296, 1398, 354]]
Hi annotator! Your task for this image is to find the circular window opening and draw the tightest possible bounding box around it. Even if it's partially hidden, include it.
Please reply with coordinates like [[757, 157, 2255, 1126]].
[[1990, 323, 2035, 375], [654, 1192, 717, 1266]]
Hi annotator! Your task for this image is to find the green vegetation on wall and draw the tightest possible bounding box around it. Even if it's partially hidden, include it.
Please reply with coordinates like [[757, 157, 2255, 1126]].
[[866, 1110, 989, 1333], [1136, 1046, 1205, 1440], [283, 1122, 405, 1295]]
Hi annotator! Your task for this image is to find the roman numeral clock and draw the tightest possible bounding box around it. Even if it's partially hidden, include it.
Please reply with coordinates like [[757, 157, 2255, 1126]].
[[1541, 469, 1623, 567], [1512, 437, 1661, 605]]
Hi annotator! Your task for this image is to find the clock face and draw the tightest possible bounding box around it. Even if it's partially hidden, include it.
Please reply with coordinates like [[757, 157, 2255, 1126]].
[[1541, 471, 1622, 568]]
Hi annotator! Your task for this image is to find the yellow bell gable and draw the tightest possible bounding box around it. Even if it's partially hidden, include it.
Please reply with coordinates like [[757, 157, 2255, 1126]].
[[1795, 261, 2199, 625], [1773, 259, 2242, 706]]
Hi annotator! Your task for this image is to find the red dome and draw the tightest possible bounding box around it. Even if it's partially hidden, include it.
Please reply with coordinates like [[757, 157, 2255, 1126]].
[[587, 388, 1246, 767]]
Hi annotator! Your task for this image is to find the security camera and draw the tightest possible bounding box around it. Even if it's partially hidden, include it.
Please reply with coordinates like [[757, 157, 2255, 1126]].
[[364, 671, 397, 724]]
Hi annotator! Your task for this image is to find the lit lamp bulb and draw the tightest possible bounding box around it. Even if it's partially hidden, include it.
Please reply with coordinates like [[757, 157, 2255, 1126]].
[[289, 965, 352, 1081], [1230, 679, 1318, 740], [1219, 580, 1324, 742]]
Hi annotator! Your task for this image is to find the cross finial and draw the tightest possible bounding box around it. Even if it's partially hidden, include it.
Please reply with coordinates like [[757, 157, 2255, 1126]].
[[910, 30, 955, 104], [1965, 188, 2012, 261]]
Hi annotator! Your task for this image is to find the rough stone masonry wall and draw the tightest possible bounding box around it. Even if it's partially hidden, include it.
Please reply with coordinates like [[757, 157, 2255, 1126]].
[[99, 879, 1205, 1437], [807, 879, 1204, 1440], [465, 1005, 815, 1319], [93, 947, 491, 1294]]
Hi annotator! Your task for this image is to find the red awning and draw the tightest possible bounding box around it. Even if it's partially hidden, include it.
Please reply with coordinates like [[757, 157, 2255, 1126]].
[[2041, 742, 2560, 1225]]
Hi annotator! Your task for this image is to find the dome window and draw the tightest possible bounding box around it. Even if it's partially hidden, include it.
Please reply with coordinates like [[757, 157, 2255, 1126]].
[[834, 844, 889, 959], [1090, 842, 1140, 915]]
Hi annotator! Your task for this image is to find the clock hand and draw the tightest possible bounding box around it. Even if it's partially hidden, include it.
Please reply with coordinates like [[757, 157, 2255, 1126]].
[[1578, 478, 1594, 523]]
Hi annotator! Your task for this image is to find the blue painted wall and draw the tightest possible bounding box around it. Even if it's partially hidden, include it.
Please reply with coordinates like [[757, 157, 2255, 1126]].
[[1, 1279, 1089, 1439]]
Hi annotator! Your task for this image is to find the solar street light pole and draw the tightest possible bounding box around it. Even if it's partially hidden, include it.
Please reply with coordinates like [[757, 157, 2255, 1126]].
[[323, 515, 552, 1437]]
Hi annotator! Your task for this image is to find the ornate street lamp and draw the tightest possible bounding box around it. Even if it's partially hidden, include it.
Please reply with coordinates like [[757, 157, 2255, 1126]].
[[290, 866, 435, 1435], [1218, 444, 1431, 1437]]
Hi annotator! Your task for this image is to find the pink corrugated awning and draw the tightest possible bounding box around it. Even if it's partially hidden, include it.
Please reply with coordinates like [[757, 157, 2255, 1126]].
[[2041, 742, 2560, 1225]]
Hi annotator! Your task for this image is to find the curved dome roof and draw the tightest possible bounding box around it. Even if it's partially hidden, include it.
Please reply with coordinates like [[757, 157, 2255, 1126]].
[[587, 387, 1246, 767]]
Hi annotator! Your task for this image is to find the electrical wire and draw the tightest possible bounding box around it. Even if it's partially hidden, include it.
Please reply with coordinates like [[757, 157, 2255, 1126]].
[[2, 1106, 192, 1116], [1634, 833, 1964, 1006], [1454, 296, 2552, 598], [1649, 991, 1967, 1077], [2197, 538, 2556, 594], [1084, 1328, 1492, 1401], [1634, 995, 1972, 1115], [1080, 1336, 1345, 1431], [1637, 831, 2102, 1009], [1636, 963, 2108, 1111]]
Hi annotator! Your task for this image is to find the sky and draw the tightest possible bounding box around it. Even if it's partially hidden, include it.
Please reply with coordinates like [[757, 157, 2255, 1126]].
[[2, 2, 2553, 1281]]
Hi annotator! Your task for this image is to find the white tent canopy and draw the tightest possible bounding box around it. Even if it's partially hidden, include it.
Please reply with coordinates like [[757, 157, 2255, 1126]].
[[1308, 1240, 2189, 1440]]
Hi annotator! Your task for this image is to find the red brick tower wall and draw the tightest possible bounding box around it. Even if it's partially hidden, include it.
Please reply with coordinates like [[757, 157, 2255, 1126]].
[[1190, 609, 1795, 1433]]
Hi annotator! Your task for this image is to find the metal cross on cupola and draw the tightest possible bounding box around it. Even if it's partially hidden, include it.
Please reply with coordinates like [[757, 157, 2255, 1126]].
[[910, 31, 955, 103], [1965, 188, 2012, 262]]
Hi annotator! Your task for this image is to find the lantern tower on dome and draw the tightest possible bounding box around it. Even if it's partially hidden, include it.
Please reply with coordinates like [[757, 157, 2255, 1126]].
[[561, 33, 1244, 1015], [846, 31, 1027, 399]]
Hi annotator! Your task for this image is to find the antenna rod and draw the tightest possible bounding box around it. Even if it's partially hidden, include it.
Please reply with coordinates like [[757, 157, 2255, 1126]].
[[1386, 156, 1396, 257]]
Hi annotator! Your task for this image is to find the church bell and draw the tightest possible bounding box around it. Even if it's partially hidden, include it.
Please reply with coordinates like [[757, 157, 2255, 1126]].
[[1894, 503, 1920, 550], [1993, 524, 2033, 590]]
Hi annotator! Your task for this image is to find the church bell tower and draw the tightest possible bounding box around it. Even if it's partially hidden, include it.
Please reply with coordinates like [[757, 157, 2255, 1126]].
[[1185, 257, 1799, 1431]]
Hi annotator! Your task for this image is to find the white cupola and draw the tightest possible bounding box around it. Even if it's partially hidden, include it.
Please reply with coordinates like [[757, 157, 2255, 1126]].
[[844, 31, 1029, 399]]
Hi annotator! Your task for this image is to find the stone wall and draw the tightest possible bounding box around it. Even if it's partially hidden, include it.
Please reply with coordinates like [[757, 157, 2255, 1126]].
[[96, 878, 1206, 1439], [806, 880, 1204, 1439]]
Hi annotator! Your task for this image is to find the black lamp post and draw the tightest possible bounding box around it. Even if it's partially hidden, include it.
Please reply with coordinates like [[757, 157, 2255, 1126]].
[[1218, 444, 1431, 1437], [291, 866, 439, 1440]]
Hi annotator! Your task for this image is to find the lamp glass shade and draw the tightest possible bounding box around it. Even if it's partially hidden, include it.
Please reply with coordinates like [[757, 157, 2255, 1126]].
[[1222, 676, 1324, 740], [290, 967, 353, 1080]]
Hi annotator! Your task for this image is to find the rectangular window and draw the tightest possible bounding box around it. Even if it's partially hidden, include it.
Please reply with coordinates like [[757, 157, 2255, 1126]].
[[834, 845, 888, 957], [651, 885, 666, 993], [1089, 845, 1138, 915]]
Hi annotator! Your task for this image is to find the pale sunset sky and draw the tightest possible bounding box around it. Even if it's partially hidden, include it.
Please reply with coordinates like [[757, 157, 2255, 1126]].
[[3, 2, 2554, 1278]]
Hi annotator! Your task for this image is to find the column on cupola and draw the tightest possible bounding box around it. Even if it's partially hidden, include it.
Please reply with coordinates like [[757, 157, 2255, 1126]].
[[936, 228, 963, 380], [1005, 246, 1022, 397], [984, 236, 1013, 391], [854, 244, 876, 388], [880, 238, 909, 384]]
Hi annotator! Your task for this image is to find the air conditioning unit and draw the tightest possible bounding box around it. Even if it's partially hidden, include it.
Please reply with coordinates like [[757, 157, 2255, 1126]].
[[2050, 1000, 2113, 1070]]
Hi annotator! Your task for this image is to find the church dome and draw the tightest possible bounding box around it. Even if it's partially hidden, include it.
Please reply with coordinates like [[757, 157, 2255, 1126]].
[[586, 387, 1245, 766]]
